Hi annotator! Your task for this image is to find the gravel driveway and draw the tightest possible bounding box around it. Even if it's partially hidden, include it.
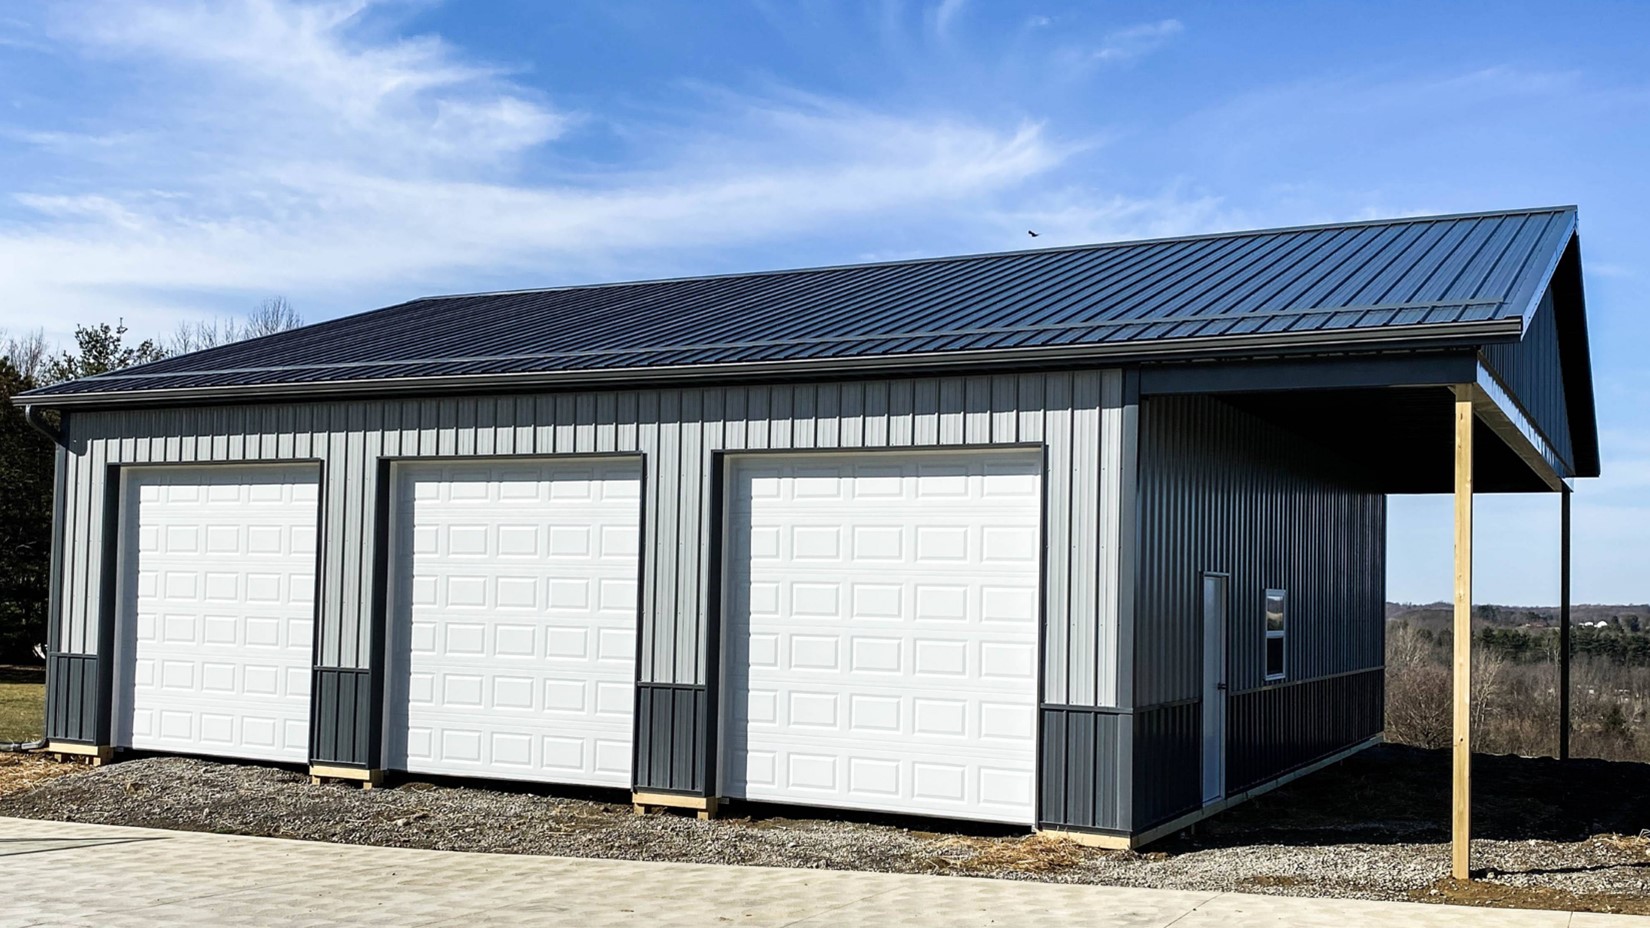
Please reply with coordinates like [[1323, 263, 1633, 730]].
[[2, 744, 1648, 916]]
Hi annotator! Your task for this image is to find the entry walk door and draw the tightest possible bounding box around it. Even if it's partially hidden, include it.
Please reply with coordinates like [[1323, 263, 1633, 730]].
[[1201, 572, 1229, 804]]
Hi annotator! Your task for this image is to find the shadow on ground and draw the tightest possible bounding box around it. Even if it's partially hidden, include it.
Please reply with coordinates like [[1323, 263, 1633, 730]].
[[0, 666, 45, 686], [1161, 743, 1650, 850]]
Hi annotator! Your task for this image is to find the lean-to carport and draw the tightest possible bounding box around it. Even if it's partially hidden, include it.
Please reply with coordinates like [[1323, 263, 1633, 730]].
[[1139, 225, 1596, 878]]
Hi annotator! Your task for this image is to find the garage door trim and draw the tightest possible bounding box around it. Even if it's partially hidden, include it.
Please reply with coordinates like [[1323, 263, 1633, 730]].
[[713, 443, 1048, 823], [381, 452, 646, 786], [110, 459, 326, 762]]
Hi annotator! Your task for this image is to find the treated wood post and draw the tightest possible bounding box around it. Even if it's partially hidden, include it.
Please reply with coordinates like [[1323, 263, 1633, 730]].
[[1559, 486, 1572, 761], [1452, 387, 1475, 881]]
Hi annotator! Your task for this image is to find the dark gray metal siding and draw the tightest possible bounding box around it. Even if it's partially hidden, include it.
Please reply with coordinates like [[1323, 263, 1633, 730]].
[[1481, 287, 1575, 472], [1130, 394, 1385, 829], [44, 653, 105, 744], [634, 683, 708, 794], [1039, 706, 1132, 832], [1134, 395, 1387, 707], [27, 208, 1575, 398], [1132, 701, 1201, 830], [310, 667, 376, 767], [1226, 668, 1383, 793]]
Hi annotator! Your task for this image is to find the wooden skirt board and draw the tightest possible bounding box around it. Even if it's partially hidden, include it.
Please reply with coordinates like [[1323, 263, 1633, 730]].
[[384, 458, 641, 786], [721, 449, 1043, 825], [112, 464, 320, 763]]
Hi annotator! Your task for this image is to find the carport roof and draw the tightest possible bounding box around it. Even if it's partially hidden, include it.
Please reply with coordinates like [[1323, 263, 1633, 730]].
[[21, 206, 1584, 408]]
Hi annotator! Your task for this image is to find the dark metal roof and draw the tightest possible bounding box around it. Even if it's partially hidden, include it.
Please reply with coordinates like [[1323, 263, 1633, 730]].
[[21, 206, 1580, 404]]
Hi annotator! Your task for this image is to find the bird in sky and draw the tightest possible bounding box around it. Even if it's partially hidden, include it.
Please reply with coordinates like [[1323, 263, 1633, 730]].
[[1027, 230, 1040, 237]]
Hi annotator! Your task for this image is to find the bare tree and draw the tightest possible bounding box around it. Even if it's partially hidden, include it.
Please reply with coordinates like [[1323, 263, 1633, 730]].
[[169, 296, 304, 355], [170, 318, 239, 355], [244, 296, 302, 338], [0, 329, 49, 382]]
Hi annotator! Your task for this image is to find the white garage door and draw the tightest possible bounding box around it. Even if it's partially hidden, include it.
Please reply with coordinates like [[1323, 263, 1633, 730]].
[[115, 464, 319, 762], [388, 458, 641, 786], [724, 450, 1042, 824]]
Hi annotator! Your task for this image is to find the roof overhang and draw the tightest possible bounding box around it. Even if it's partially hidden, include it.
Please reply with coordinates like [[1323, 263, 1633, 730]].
[[14, 317, 1523, 412]]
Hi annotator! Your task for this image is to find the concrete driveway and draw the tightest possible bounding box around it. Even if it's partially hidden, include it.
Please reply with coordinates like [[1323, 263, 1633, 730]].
[[0, 817, 1637, 927]]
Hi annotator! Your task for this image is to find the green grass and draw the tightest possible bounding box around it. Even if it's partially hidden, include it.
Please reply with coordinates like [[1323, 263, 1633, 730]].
[[0, 666, 45, 742]]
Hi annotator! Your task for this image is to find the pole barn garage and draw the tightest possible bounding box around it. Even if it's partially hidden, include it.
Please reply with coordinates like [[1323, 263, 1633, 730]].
[[18, 207, 1598, 859]]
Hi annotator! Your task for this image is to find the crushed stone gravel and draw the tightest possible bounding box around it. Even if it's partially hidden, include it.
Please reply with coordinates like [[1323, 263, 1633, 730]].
[[3, 745, 1649, 916]]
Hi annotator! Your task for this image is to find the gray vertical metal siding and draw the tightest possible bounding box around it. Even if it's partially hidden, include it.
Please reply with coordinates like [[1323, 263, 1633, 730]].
[[1131, 701, 1201, 829], [634, 683, 708, 793], [1481, 286, 1575, 472], [45, 653, 104, 744], [1225, 667, 1383, 793], [54, 371, 1128, 707], [310, 667, 375, 767], [1134, 394, 1386, 707], [1039, 706, 1132, 832]]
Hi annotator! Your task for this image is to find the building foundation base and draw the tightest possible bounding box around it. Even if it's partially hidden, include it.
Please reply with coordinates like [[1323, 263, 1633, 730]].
[[309, 764, 385, 789], [46, 743, 114, 766], [633, 791, 719, 821]]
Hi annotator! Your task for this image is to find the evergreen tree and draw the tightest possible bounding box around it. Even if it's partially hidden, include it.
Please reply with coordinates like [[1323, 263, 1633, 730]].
[[0, 359, 54, 661]]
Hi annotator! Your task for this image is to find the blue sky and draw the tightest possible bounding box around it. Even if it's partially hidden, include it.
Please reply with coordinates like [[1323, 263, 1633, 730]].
[[1, 1, 1646, 606]]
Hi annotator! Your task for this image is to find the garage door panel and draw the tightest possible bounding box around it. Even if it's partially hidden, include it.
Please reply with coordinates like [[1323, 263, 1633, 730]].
[[391, 458, 640, 786], [118, 464, 319, 763], [733, 745, 1035, 818], [726, 450, 1041, 825]]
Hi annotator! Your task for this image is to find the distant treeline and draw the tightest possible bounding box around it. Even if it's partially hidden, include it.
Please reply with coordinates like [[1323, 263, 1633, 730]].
[[1386, 601, 1650, 630], [1394, 621, 1650, 667]]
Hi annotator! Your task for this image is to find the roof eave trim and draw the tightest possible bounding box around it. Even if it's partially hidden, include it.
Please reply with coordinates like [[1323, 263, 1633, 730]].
[[14, 318, 1525, 410], [1508, 215, 1581, 331]]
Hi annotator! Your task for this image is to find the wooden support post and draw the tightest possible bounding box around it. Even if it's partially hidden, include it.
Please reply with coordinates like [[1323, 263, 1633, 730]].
[[1559, 486, 1572, 761], [1452, 388, 1475, 882]]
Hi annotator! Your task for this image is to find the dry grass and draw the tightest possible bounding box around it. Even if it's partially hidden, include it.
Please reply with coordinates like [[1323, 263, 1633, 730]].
[[928, 833, 1092, 874], [1411, 877, 1650, 916], [0, 754, 85, 797]]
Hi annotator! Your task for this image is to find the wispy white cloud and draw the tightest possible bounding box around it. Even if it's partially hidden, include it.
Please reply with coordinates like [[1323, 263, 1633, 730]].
[[62, 0, 568, 172], [1093, 18, 1183, 64], [0, 0, 1084, 340], [992, 183, 1239, 246], [932, 0, 967, 37]]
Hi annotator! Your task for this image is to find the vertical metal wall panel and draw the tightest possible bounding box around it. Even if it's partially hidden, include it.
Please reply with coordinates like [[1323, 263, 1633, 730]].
[[1038, 706, 1132, 833], [633, 682, 707, 793], [1134, 394, 1386, 708], [1225, 668, 1383, 793], [45, 653, 104, 744], [1066, 373, 1100, 705], [1131, 701, 1201, 830], [310, 667, 375, 767], [1041, 373, 1073, 705], [1481, 286, 1575, 472], [51, 371, 1128, 716]]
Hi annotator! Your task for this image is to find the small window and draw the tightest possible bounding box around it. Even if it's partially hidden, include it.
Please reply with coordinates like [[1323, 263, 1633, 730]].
[[1264, 589, 1287, 681]]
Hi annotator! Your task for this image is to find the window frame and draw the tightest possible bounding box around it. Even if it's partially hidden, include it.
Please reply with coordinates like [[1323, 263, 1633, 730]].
[[1263, 588, 1287, 682]]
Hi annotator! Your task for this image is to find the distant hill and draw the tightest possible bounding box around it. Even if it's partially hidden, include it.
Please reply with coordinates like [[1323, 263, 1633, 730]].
[[1387, 602, 1650, 635]]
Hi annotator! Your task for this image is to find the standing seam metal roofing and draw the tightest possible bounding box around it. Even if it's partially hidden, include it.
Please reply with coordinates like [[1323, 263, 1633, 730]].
[[20, 206, 1579, 401]]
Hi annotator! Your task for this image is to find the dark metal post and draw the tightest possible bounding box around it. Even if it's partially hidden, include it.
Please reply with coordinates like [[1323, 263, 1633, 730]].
[[1559, 486, 1572, 761]]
